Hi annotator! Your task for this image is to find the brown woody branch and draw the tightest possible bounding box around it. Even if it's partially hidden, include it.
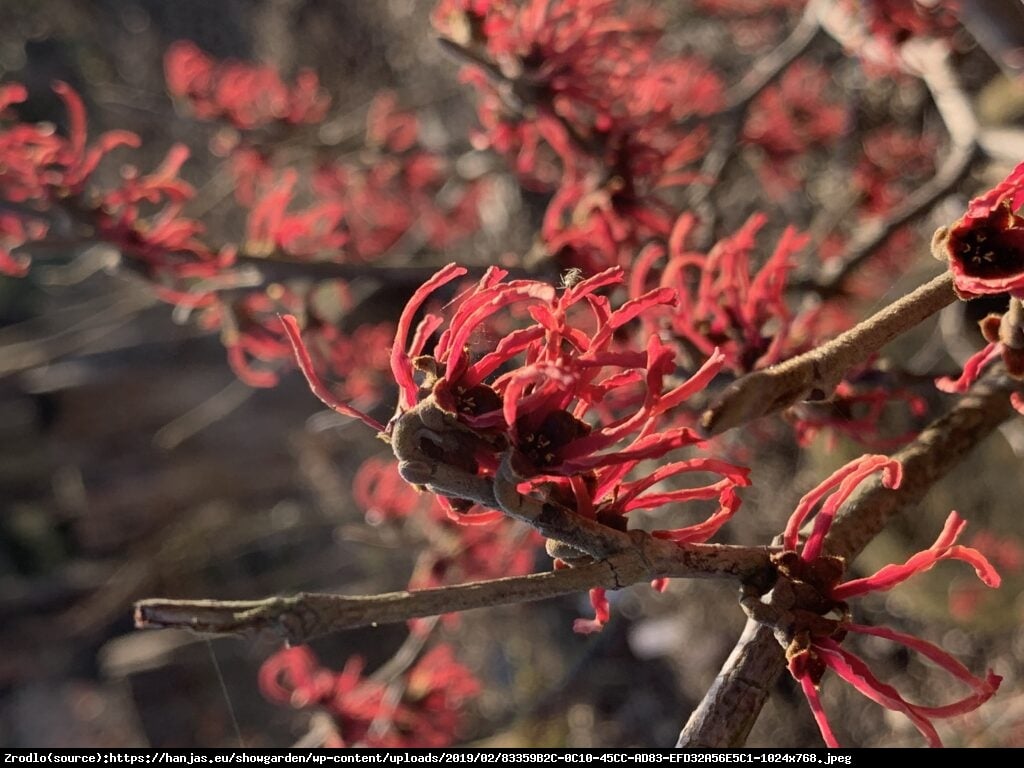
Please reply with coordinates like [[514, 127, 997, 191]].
[[135, 541, 774, 644], [718, 0, 824, 117], [703, 271, 956, 435], [678, 372, 1017, 747]]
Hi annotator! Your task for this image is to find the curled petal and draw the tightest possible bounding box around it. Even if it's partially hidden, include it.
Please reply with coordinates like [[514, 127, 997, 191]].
[[844, 623, 1001, 718], [613, 458, 750, 512], [443, 281, 556, 381], [464, 326, 545, 388], [391, 263, 467, 410], [226, 343, 279, 388], [798, 674, 840, 748], [438, 495, 505, 525], [815, 640, 942, 747], [556, 426, 703, 473], [654, 347, 726, 415], [562, 265, 623, 305], [258, 646, 336, 707], [833, 511, 1001, 600], [966, 160, 1024, 218], [282, 314, 385, 431], [652, 485, 743, 544], [0, 82, 28, 111], [936, 342, 1002, 394], [801, 456, 902, 562], [52, 81, 87, 159], [783, 455, 901, 555], [408, 313, 445, 361]]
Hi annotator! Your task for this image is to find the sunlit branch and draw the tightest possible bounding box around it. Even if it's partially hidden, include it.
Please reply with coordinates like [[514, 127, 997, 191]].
[[135, 541, 774, 644], [678, 373, 1016, 747]]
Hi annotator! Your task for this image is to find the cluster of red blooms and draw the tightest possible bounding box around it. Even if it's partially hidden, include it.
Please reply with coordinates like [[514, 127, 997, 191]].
[[630, 213, 815, 374], [387, 265, 747, 526], [742, 61, 848, 197], [433, 0, 722, 272], [234, 90, 489, 263], [1, 41, 494, 401], [773, 455, 1001, 747], [165, 41, 330, 130], [0, 81, 219, 285], [934, 160, 1024, 414], [259, 644, 480, 747], [288, 263, 747, 522], [285, 262, 750, 632]]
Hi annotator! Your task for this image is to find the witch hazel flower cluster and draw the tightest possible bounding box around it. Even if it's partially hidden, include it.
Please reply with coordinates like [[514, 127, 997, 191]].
[[288, 263, 747, 526], [432, 0, 722, 272], [259, 644, 480, 747], [1, 52, 490, 403], [284, 263, 751, 629], [933, 159, 1024, 413], [629, 213, 814, 374], [0, 80, 235, 287], [165, 41, 330, 130], [238, 90, 489, 264], [753, 455, 1001, 747]]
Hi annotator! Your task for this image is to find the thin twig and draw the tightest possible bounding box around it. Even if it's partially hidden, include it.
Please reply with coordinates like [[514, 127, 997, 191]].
[[678, 372, 1016, 747], [683, 2, 823, 220], [719, 1, 825, 117], [808, 31, 980, 295], [134, 541, 774, 644], [703, 271, 956, 435]]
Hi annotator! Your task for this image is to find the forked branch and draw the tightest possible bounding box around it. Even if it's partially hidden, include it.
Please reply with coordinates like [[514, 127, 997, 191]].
[[679, 372, 1017, 747]]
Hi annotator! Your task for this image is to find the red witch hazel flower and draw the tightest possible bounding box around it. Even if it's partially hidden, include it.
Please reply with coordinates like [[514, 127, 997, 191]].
[[259, 644, 479, 747], [755, 454, 1001, 747], [631, 212, 814, 374], [0, 80, 140, 236], [932, 159, 1024, 413], [164, 41, 329, 130], [934, 159, 1024, 300]]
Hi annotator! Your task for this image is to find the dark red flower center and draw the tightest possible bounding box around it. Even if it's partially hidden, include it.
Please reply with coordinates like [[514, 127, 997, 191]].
[[949, 206, 1024, 280], [515, 409, 591, 468]]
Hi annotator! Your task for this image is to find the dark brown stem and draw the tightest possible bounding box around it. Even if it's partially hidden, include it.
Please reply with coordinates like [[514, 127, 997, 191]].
[[683, 3, 822, 223], [678, 372, 1016, 747], [135, 542, 774, 643], [719, 1, 824, 116], [702, 271, 956, 436]]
